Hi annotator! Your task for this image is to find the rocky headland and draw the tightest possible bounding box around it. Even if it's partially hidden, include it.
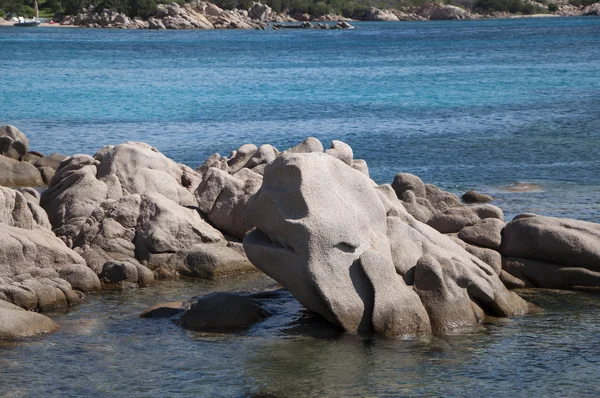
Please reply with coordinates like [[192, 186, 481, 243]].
[[1, 125, 600, 340], [50, 1, 600, 30]]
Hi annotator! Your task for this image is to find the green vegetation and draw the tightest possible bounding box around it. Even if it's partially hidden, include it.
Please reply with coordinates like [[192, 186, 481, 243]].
[[0, 0, 554, 20], [0, 0, 160, 18]]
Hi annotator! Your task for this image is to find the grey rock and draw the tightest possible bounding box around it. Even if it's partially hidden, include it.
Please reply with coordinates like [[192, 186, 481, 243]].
[[458, 218, 505, 250], [248, 2, 272, 21], [0, 187, 97, 310], [178, 292, 268, 331], [38, 166, 56, 185], [57, 264, 101, 292], [0, 302, 59, 339], [140, 301, 187, 318], [0, 155, 44, 187], [428, 205, 504, 234], [501, 215, 600, 271], [99, 261, 139, 284], [502, 257, 600, 289], [0, 125, 29, 160], [284, 137, 324, 154], [392, 173, 427, 198], [244, 144, 278, 172], [195, 167, 262, 239], [22, 152, 42, 164], [418, 3, 473, 20], [465, 244, 502, 275], [325, 140, 353, 166], [243, 152, 530, 337], [424, 183, 463, 210], [462, 190, 493, 203], [351, 159, 369, 177], [363, 7, 400, 21], [34, 153, 69, 170], [227, 143, 257, 174]]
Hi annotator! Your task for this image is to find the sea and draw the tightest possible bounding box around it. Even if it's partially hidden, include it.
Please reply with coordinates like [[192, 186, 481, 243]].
[[0, 17, 599, 397]]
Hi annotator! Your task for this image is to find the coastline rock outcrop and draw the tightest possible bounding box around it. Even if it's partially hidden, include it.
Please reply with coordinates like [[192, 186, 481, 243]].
[[243, 152, 531, 337], [62, 2, 268, 30], [363, 7, 400, 21], [500, 214, 600, 288], [248, 2, 272, 21], [41, 142, 253, 280], [0, 186, 100, 311], [417, 3, 474, 20]]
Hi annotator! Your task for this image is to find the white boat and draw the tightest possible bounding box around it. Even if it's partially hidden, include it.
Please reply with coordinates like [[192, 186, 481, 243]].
[[13, 0, 41, 26], [14, 17, 41, 27]]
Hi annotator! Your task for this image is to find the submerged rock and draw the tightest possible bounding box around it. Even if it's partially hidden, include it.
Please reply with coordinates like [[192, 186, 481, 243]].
[[243, 152, 531, 337], [178, 292, 268, 331]]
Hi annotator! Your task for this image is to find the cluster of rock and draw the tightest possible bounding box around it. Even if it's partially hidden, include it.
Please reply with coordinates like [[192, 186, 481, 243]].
[[389, 172, 600, 291], [179, 136, 600, 336], [241, 148, 534, 336], [0, 186, 100, 312], [55, 0, 600, 31], [40, 141, 253, 281], [363, 4, 474, 21], [3, 126, 600, 340], [60, 2, 271, 30], [0, 125, 69, 187]]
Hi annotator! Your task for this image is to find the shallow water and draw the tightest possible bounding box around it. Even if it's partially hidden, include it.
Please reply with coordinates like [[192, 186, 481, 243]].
[[1, 17, 600, 397], [1, 275, 600, 397]]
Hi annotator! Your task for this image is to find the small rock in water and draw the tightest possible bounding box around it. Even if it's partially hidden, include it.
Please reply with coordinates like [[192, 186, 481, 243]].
[[178, 292, 268, 332], [462, 190, 493, 203]]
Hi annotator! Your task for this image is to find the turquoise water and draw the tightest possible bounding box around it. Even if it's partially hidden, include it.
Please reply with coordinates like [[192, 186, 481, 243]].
[[1, 18, 600, 219], [1, 18, 600, 396]]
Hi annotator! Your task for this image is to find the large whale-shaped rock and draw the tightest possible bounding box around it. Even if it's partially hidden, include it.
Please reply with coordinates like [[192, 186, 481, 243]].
[[243, 152, 531, 337]]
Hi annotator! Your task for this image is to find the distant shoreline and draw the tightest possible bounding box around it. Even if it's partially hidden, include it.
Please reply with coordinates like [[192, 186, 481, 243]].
[[0, 13, 579, 30]]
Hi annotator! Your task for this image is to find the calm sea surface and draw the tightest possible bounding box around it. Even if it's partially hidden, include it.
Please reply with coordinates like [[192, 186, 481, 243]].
[[1, 18, 600, 397]]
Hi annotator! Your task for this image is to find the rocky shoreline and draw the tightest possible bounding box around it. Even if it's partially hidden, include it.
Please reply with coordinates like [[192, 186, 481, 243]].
[[1, 125, 600, 339], [48, 1, 600, 30]]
